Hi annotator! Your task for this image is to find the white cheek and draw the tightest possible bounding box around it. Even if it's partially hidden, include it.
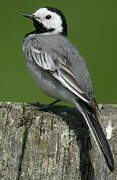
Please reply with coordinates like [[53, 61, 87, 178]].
[[42, 17, 62, 31], [42, 19, 52, 29]]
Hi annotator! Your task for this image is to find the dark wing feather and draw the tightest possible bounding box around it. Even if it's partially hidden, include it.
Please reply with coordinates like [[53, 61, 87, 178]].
[[74, 100, 114, 171]]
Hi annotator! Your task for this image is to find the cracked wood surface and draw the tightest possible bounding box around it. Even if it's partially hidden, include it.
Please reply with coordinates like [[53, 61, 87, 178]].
[[0, 102, 117, 180]]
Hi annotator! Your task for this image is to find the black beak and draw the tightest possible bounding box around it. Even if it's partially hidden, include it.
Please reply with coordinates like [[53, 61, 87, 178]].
[[22, 14, 36, 20]]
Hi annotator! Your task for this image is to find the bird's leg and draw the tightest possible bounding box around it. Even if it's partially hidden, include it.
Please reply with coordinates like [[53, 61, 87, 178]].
[[34, 99, 61, 110], [48, 99, 61, 107]]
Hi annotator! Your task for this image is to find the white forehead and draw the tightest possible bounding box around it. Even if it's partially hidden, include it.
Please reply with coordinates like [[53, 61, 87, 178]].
[[34, 8, 58, 18]]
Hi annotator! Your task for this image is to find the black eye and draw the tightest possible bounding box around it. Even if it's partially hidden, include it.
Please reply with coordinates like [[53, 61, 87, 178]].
[[45, 15, 51, 19]]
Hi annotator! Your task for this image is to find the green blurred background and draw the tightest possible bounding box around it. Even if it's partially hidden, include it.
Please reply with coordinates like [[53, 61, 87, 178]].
[[0, 0, 117, 105]]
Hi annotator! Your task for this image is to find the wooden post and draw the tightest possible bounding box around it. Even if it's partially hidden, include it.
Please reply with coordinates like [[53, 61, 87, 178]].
[[0, 102, 116, 180]]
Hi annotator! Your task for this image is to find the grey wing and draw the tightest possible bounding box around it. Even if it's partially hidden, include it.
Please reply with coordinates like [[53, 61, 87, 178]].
[[29, 45, 96, 107]]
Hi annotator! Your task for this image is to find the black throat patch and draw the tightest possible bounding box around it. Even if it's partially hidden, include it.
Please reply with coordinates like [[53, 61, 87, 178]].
[[33, 20, 55, 34]]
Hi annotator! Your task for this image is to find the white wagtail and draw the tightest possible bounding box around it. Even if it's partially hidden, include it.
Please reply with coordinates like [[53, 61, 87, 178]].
[[22, 7, 114, 171]]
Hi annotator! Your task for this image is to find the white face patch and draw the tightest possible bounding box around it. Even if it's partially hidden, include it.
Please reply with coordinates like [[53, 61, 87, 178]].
[[33, 8, 63, 34]]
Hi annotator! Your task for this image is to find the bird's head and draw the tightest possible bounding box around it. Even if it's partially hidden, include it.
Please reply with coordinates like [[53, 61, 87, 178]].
[[22, 7, 67, 36]]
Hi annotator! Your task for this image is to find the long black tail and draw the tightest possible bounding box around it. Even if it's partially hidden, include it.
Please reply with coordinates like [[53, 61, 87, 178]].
[[73, 100, 114, 171]]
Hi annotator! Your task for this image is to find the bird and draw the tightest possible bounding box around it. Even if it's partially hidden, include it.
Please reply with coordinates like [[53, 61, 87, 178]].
[[22, 7, 114, 171]]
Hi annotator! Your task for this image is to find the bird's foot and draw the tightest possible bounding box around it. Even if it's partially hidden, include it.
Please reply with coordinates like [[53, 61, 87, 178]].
[[31, 99, 61, 110]]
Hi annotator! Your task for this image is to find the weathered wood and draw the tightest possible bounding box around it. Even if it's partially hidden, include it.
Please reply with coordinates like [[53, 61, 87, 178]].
[[0, 102, 116, 180]]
